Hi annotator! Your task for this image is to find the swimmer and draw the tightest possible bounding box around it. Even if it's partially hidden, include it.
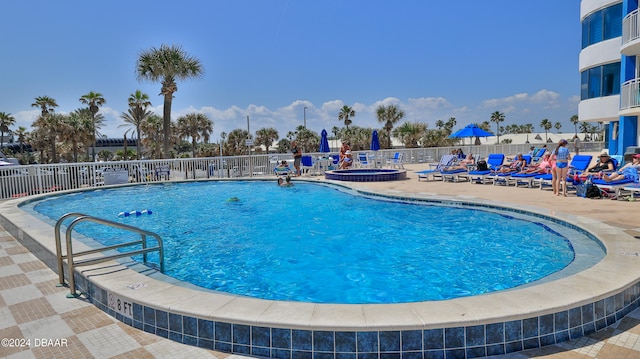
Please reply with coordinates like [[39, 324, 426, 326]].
[[226, 196, 240, 202]]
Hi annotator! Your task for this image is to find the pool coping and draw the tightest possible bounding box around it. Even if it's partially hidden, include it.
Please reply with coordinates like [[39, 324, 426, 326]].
[[2, 178, 640, 356]]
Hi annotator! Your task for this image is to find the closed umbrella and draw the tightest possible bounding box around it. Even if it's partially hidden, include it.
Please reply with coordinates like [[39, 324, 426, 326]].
[[370, 130, 380, 151], [319, 129, 330, 153]]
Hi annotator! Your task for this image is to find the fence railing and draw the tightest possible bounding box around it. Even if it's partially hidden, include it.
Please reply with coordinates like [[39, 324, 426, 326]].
[[0, 142, 604, 199], [623, 9, 640, 46]]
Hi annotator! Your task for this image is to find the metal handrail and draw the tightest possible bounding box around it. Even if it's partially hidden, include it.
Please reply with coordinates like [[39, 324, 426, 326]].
[[54, 212, 164, 297]]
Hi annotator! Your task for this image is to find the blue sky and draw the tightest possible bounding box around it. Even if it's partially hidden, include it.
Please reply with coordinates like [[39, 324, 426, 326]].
[[0, 1, 581, 141]]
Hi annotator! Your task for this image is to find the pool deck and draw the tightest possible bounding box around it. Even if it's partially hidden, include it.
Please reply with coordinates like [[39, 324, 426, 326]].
[[2, 160, 640, 358]]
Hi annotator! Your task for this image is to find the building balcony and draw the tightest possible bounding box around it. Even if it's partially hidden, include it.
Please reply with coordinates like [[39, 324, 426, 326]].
[[620, 78, 640, 116], [622, 9, 640, 56]]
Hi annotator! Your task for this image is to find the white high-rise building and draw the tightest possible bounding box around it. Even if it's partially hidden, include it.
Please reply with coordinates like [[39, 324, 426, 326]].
[[580, 0, 639, 156]]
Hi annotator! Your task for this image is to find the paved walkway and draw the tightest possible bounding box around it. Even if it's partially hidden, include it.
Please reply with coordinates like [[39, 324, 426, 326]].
[[2, 161, 640, 358]]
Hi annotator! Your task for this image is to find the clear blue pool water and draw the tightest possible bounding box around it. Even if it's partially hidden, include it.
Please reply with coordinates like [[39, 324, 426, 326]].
[[24, 181, 600, 304]]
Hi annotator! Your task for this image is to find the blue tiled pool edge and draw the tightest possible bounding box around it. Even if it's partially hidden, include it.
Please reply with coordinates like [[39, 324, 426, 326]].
[[68, 278, 640, 358], [325, 168, 407, 182], [1, 184, 638, 359]]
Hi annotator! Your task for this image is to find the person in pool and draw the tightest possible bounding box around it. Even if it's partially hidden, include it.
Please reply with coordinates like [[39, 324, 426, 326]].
[[278, 176, 294, 187]]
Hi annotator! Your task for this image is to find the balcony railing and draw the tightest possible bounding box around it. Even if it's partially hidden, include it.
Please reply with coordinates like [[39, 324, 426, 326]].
[[623, 9, 640, 45], [620, 78, 640, 111]]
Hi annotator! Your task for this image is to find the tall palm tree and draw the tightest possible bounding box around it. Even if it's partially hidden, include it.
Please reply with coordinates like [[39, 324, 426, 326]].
[[176, 113, 213, 157], [120, 90, 153, 159], [570, 114, 579, 134], [31, 96, 59, 163], [338, 105, 355, 130], [79, 91, 106, 161], [375, 105, 405, 149], [136, 44, 204, 158], [540, 118, 552, 142], [0, 112, 16, 149], [255, 127, 279, 154], [490, 111, 505, 144]]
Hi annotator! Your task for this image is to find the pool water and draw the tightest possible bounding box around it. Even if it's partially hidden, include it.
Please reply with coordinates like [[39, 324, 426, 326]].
[[25, 181, 600, 304]]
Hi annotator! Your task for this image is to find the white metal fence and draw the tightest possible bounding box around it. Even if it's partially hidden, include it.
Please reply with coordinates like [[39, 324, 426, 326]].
[[0, 142, 604, 200]]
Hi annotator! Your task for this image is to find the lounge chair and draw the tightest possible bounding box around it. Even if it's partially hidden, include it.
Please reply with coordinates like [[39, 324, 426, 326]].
[[415, 154, 457, 181], [592, 177, 637, 199], [387, 152, 405, 169], [459, 154, 505, 184], [532, 148, 547, 162], [274, 166, 292, 177], [301, 155, 315, 175], [532, 155, 593, 190], [356, 152, 373, 168], [486, 155, 532, 186]]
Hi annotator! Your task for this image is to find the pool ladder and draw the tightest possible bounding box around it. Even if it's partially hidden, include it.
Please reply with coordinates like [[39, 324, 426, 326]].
[[54, 212, 164, 298]]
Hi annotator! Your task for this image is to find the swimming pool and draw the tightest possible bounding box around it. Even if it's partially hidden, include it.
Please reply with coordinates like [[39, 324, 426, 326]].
[[24, 181, 602, 304], [4, 178, 640, 358]]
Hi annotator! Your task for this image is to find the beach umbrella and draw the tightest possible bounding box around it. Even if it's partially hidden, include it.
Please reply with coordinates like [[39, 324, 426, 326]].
[[370, 130, 380, 151], [319, 129, 330, 153], [449, 124, 494, 151]]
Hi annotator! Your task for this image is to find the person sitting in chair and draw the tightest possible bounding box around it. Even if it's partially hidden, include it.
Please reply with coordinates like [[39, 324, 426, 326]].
[[519, 153, 553, 174], [339, 150, 353, 169], [275, 160, 290, 171], [442, 153, 474, 171], [586, 151, 615, 173], [496, 153, 526, 174], [602, 154, 640, 182]]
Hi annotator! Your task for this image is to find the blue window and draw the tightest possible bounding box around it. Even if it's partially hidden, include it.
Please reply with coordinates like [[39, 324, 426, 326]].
[[602, 62, 621, 96], [580, 62, 621, 100], [582, 3, 622, 49]]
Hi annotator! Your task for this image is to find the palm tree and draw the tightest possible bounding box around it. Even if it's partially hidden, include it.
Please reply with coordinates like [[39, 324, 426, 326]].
[[0, 112, 16, 149], [31, 96, 59, 163], [255, 127, 279, 154], [338, 105, 355, 130], [540, 118, 552, 142], [140, 114, 164, 159], [393, 122, 426, 148], [136, 44, 204, 158], [120, 90, 153, 159], [490, 111, 505, 144], [570, 114, 579, 134], [375, 105, 405, 149], [60, 110, 93, 162], [554, 122, 562, 133], [14, 126, 28, 156], [79, 91, 106, 161], [176, 113, 213, 157], [226, 129, 250, 156]]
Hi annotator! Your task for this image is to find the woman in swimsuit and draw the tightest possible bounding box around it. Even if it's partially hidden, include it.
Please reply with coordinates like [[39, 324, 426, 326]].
[[552, 139, 571, 196]]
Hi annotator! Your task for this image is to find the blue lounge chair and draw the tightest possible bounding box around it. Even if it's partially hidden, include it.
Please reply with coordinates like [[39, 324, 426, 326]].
[[357, 152, 373, 168], [486, 155, 531, 186], [532, 155, 593, 190], [532, 148, 546, 162], [459, 154, 505, 184], [415, 154, 457, 181], [387, 152, 405, 169]]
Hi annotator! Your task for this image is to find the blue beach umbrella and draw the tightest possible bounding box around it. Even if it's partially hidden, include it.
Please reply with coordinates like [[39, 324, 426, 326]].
[[319, 129, 330, 153], [449, 124, 494, 151], [370, 130, 380, 151]]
